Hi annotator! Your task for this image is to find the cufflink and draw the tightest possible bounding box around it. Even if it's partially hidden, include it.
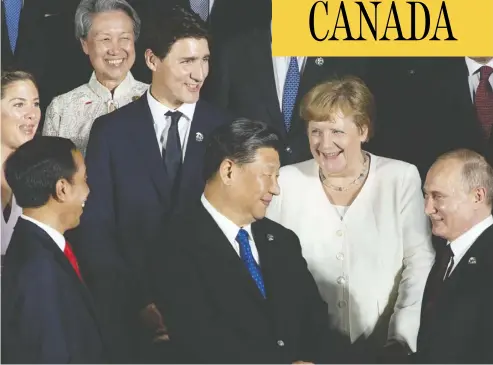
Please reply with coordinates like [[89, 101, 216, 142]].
[[266, 234, 274, 241], [195, 132, 204, 142], [468, 257, 477, 264], [315, 57, 324, 66]]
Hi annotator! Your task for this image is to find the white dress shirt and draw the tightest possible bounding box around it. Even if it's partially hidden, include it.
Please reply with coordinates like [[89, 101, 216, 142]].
[[201, 194, 259, 264], [20, 215, 66, 252], [43, 72, 148, 155], [266, 153, 434, 351], [465, 57, 493, 103], [446, 215, 493, 275], [146, 89, 196, 161], [1, 194, 22, 255]]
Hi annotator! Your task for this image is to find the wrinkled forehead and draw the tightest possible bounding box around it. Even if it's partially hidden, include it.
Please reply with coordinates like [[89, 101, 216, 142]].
[[424, 160, 463, 192]]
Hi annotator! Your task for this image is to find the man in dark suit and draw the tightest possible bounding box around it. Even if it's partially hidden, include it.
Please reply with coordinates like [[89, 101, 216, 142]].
[[1, 136, 103, 363], [201, 26, 368, 166], [366, 57, 493, 179], [416, 149, 493, 363], [1, 0, 80, 117], [70, 6, 230, 362], [154, 119, 352, 363]]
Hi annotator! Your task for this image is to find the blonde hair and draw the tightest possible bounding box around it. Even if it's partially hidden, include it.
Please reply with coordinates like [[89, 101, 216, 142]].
[[300, 76, 375, 139], [437, 149, 493, 206]]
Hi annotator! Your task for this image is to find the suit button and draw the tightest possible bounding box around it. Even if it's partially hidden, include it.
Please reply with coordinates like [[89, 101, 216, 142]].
[[336, 230, 343, 237], [338, 300, 347, 308], [408, 69, 416, 75], [337, 276, 346, 285], [285, 146, 292, 153], [336, 252, 344, 260], [277, 340, 285, 347]]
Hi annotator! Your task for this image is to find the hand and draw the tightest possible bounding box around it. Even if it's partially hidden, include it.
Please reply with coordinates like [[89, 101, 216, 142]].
[[379, 341, 410, 364], [139, 303, 170, 342]]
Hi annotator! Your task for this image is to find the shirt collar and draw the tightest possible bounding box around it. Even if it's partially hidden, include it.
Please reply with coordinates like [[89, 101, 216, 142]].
[[146, 88, 196, 122], [20, 215, 66, 252], [465, 57, 493, 77], [448, 215, 493, 258], [201, 194, 253, 244], [87, 71, 137, 101]]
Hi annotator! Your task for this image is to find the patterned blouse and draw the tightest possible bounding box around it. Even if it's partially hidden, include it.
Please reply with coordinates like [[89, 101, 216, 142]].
[[43, 72, 148, 155]]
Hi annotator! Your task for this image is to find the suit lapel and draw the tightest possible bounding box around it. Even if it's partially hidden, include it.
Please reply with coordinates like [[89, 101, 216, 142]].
[[178, 100, 208, 200], [196, 204, 267, 302], [129, 94, 169, 206], [20, 220, 100, 325], [445, 224, 493, 283]]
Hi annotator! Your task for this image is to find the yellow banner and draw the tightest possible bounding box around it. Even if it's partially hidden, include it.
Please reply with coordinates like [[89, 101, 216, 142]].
[[272, 0, 493, 56]]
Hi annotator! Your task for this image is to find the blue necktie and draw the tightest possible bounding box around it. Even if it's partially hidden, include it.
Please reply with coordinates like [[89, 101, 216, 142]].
[[190, 0, 209, 21], [282, 57, 301, 131], [236, 228, 266, 298], [4, 0, 22, 52]]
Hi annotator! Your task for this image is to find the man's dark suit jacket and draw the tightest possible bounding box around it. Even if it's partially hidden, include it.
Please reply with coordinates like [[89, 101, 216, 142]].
[[1, 0, 81, 117], [366, 57, 493, 179], [69, 94, 230, 361], [414, 224, 493, 364], [154, 203, 352, 364], [201, 27, 369, 165], [1, 219, 105, 364]]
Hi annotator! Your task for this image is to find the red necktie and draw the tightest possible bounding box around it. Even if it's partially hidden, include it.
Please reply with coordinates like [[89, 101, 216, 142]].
[[64, 241, 83, 282], [475, 65, 493, 139]]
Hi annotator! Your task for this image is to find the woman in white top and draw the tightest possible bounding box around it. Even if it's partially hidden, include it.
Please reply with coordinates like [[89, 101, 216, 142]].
[[43, 0, 148, 155], [266, 76, 435, 356], [1, 70, 41, 255]]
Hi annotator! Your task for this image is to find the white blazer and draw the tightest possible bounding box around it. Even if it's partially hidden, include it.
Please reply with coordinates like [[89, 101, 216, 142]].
[[266, 153, 434, 351]]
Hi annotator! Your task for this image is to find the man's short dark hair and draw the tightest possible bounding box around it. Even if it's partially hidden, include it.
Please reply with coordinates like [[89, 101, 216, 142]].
[[143, 5, 210, 60], [5, 137, 78, 208], [203, 118, 282, 181]]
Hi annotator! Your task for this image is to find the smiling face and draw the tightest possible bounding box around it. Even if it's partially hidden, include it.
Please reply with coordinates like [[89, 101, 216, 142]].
[[424, 159, 478, 241], [307, 112, 368, 176], [146, 37, 209, 108], [1, 80, 40, 150], [81, 10, 135, 88], [228, 147, 281, 224], [60, 150, 90, 231]]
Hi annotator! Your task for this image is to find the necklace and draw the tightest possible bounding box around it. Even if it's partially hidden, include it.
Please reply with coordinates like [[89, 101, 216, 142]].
[[319, 153, 369, 192]]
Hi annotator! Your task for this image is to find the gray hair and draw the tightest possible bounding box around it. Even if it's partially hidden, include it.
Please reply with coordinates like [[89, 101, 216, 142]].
[[437, 149, 493, 206], [75, 0, 141, 41]]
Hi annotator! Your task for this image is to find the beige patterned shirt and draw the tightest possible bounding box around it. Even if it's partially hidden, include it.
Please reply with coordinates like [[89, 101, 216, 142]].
[[43, 72, 148, 155]]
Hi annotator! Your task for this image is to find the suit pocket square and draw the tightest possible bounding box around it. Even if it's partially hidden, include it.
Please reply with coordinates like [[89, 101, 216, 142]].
[[44, 13, 60, 17]]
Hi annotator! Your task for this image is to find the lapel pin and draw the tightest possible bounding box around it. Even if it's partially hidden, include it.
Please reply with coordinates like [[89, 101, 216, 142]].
[[468, 257, 477, 264], [195, 132, 204, 142], [266, 234, 274, 241], [132, 95, 140, 102], [315, 57, 324, 66]]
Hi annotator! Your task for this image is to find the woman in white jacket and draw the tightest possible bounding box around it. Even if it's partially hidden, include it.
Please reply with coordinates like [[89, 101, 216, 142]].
[[266, 76, 434, 356]]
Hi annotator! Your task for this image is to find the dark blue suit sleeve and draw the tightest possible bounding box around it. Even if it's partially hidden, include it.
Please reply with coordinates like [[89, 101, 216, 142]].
[[8, 259, 70, 363]]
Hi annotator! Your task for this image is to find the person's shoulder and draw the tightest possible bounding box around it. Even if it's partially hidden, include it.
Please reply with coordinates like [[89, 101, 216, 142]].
[[132, 80, 149, 95], [93, 95, 144, 130], [195, 99, 233, 126], [371, 153, 420, 179], [255, 217, 298, 242], [49, 83, 93, 107]]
